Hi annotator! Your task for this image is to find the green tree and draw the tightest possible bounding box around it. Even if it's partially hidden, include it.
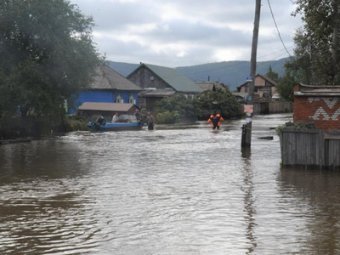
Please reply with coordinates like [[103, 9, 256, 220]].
[[276, 73, 296, 102], [266, 65, 279, 82], [289, 0, 340, 84], [193, 88, 242, 119], [155, 94, 196, 124], [0, 0, 100, 136]]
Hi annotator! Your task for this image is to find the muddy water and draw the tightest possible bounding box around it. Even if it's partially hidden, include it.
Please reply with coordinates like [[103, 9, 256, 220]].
[[1, 114, 340, 254]]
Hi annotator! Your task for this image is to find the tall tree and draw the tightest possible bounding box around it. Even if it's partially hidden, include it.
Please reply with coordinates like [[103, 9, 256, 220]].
[[0, 0, 100, 125], [266, 65, 279, 82], [288, 0, 340, 85]]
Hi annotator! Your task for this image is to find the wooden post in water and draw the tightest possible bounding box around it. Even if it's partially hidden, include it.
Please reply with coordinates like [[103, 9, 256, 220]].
[[241, 0, 261, 148]]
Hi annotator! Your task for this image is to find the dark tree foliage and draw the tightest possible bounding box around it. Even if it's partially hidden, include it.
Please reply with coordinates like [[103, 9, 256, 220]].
[[266, 66, 279, 82], [288, 0, 340, 85], [0, 0, 100, 136], [276, 73, 296, 102], [154, 90, 242, 124], [193, 88, 242, 120], [155, 94, 197, 123]]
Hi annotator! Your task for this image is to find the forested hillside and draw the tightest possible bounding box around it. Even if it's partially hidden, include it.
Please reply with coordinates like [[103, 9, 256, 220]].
[[107, 58, 288, 91]]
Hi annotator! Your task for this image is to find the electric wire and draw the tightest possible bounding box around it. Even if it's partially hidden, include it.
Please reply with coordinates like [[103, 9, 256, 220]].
[[267, 0, 292, 57]]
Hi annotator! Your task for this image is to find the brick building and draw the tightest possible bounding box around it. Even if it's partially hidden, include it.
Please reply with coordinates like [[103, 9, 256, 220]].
[[293, 83, 340, 130]]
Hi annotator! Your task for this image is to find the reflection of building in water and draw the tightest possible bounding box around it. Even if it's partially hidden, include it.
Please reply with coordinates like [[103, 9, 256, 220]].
[[279, 168, 340, 254], [241, 148, 257, 253], [0, 139, 92, 179]]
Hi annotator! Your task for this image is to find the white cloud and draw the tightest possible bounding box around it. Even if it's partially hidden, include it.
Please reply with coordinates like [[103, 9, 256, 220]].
[[71, 0, 303, 67]]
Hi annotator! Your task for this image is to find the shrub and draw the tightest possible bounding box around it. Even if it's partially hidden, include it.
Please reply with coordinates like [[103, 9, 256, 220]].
[[155, 111, 179, 124]]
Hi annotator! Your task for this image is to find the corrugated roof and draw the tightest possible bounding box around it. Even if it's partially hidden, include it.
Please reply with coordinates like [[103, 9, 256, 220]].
[[78, 102, 135, 112], [294, 83, 340, 96], [139, 89, 176, 97], [90, 64, 142, 91], [142, 64, 202, 93], [196, 82, 228, 91]]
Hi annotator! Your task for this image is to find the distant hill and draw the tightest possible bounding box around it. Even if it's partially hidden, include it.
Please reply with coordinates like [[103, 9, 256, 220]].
[[106, 58, 288, 91]]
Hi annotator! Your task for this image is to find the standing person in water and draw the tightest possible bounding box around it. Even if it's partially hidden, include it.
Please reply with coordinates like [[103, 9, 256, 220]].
[[146, 112, 154, 130], [208, 113, 224, 130]]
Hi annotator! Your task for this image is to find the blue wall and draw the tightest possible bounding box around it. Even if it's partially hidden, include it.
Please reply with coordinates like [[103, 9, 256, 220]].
[[68, 90, 139, 114]]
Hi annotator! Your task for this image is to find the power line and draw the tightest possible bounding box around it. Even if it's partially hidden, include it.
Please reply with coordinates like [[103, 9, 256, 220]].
[[267, 0, 292, 57]]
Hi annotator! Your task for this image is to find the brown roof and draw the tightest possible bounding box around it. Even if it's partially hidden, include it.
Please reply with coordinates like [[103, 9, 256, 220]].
[[90, 64, 142, 91], [78, 102, 136, 112], [196, 82, 228, 91], [237, 74, 277, 91]]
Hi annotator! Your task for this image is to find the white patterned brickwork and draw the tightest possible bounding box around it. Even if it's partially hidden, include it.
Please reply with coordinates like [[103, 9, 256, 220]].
[[332, 108, 340, 121], [310, 107, 340, 121], [311, 107, 331, 120], [307, 97, 338, 109], [308, 97, 340, 121]]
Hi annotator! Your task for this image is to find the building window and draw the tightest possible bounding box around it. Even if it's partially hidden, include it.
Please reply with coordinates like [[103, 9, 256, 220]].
[[116, 95, 123, 103], [129, 95, 136, 104]]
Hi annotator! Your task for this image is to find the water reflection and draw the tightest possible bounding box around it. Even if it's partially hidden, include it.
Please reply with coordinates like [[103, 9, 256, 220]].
[[279, 168, 340, 254], [241, 147, 257, 254], [0, 137, 98, 254], [1, 114, 340, 254], [0, 138, 92, 182]]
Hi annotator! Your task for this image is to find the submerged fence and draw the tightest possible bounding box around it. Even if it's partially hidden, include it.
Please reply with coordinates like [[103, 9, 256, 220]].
[[280, 127, 340, 169], [253, 101, 292, 114]]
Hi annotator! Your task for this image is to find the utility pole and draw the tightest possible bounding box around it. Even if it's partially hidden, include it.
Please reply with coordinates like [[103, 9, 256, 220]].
[[241, 0, 261, 148]]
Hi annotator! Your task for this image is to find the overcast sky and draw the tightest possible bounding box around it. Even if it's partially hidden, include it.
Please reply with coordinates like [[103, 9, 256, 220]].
[[70, 0, 302, 67]]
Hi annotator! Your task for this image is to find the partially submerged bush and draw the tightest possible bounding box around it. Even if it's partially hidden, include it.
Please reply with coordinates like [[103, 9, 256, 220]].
[[63, 115, 88, 132], [155, 111, 179, 124]]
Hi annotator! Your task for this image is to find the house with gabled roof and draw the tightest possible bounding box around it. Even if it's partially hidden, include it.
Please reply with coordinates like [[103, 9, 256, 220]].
[[196, 81, 229, 92], [127, 63, 202, 111], [69, 64, 142, 115], [237, 74, 278, 101]]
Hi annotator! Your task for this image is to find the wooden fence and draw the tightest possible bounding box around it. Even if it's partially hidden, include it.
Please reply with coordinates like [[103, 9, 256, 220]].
[[253, 101, 292, 114], [280, 127, 340, 169], [269, 101, 292, 114]]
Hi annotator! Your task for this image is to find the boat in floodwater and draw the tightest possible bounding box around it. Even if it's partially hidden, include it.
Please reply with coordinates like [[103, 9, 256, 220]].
[[87, 121, 143, 131], [87, 114, 144, 131]]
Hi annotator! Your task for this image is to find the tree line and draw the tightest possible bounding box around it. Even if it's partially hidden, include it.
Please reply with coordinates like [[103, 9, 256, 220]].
[[0, 0, 100, 138], [277, 0, 340, 101]]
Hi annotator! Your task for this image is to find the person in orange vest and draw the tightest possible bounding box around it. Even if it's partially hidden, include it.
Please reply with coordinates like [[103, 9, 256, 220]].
[[208, 113, 224, 130]]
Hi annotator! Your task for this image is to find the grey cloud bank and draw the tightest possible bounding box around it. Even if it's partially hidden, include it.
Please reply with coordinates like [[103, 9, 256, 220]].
[[71, 0, 302, 67]]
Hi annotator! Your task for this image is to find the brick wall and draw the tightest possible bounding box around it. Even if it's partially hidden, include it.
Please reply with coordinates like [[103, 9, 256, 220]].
[[293, 96, 340, 130]]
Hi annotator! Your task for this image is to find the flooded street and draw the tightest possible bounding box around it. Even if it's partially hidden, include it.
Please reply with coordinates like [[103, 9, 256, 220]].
[[1, 114, 340, 254]]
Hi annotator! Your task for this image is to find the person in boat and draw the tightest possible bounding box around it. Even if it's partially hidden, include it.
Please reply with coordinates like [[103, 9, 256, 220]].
[[96, 115, 105, 126], [208, 113, 224, 130], [111, 113, 119, 122]]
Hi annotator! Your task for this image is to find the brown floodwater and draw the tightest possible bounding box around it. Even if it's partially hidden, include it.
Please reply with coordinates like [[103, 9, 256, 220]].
[[1, 114, 340, 254]]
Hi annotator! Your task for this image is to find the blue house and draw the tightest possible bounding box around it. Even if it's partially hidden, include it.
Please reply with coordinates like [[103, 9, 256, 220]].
[[69, 64, 142, 114]]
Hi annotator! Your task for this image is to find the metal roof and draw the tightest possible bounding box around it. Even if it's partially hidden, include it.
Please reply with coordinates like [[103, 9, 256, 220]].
[[294, 83, 340, 96], [136, 63, 202, 93], [78, 102, 136, 112], [90, 64, 142, 91], [139, 88, 176, 97], [196, 82, 228, 91]]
